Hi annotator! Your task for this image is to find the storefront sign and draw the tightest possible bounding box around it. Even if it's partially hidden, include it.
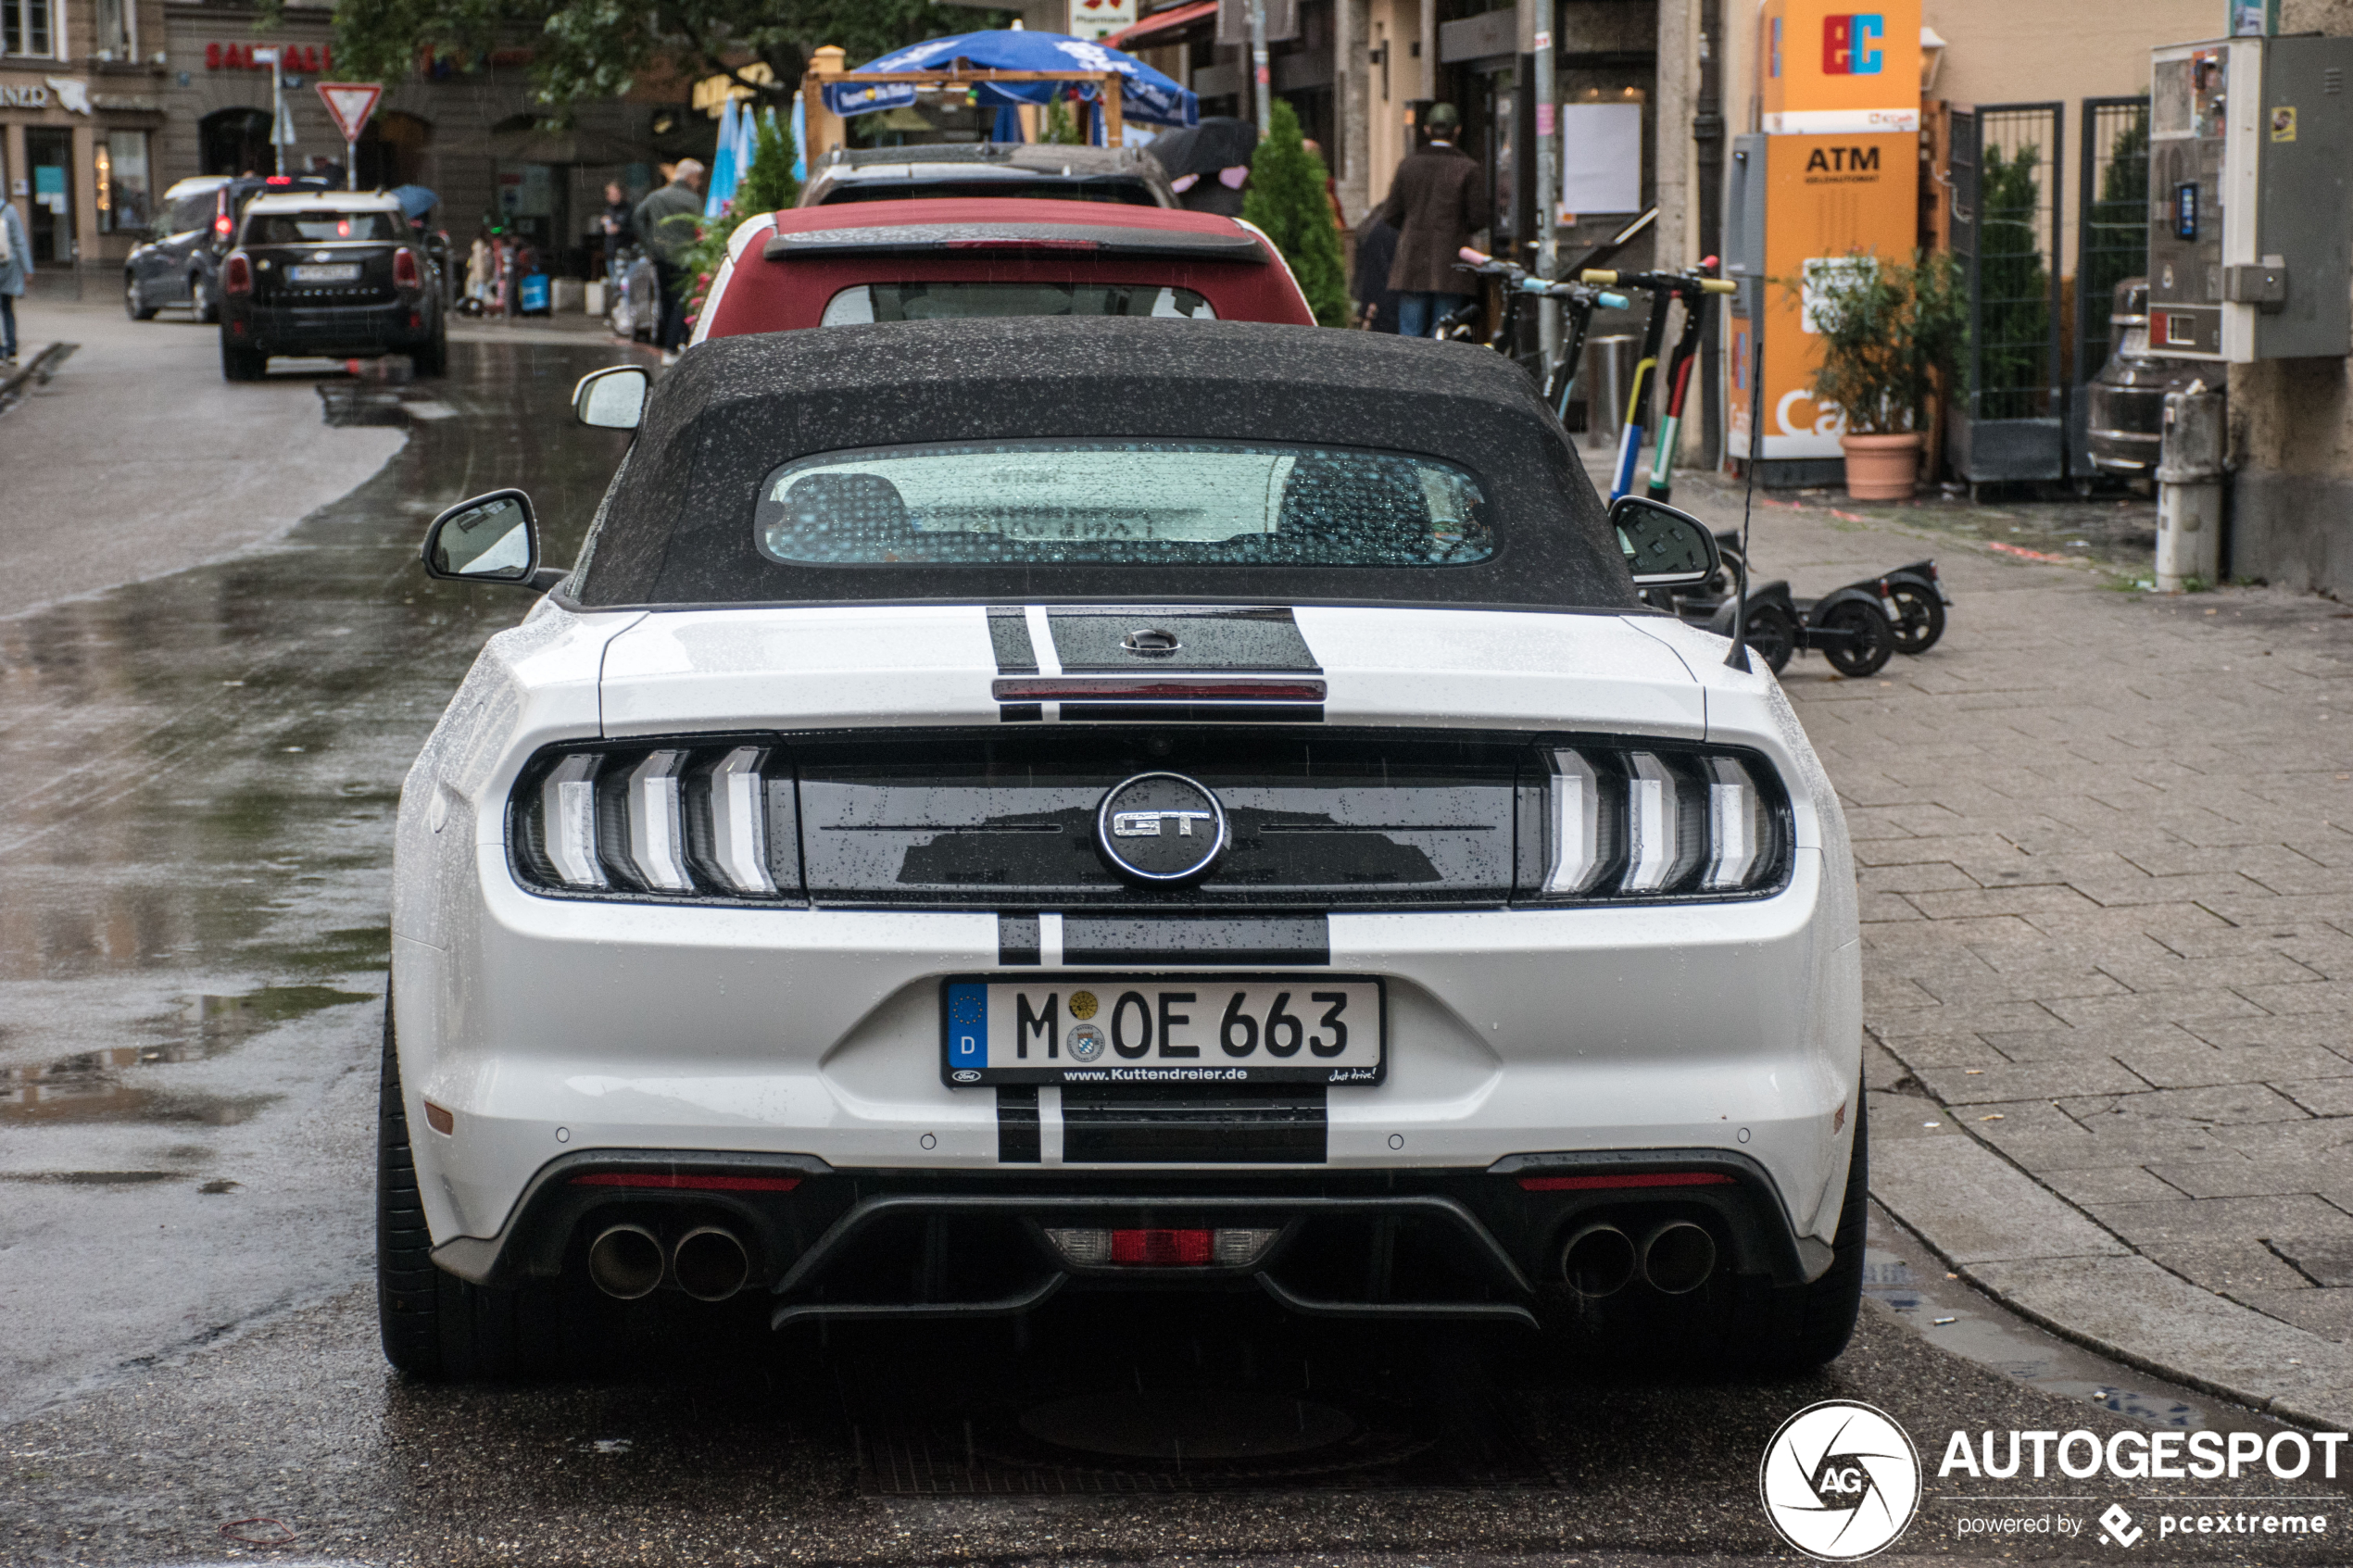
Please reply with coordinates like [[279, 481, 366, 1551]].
[[0, 80, 91, 114], [208, 42, 333, 73], [0, 83, 51, 109]]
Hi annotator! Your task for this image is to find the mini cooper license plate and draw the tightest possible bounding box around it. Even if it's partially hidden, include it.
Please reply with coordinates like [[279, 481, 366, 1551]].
[[942, 976, 1384, 1087], [290, 263, 360, 282]]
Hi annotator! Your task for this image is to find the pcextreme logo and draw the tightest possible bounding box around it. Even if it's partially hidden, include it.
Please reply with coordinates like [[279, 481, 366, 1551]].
[[1760, 1399, 1923, 1560], [1822, 13, 1886, 76]]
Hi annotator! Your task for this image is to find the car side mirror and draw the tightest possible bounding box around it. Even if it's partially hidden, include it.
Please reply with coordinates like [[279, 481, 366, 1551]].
[[422, 490, 565, 591], [573, 365, 648, 430], [1610, 495, 1720, 588]]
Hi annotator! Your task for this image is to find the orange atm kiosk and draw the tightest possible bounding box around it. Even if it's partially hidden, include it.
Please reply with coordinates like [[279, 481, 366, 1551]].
[[1726, 0, 1921, 481]]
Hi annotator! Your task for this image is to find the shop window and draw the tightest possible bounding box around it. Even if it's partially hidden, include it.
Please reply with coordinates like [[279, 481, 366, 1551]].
[[4, 0, 57, 57], [97, 132, 151, 232]]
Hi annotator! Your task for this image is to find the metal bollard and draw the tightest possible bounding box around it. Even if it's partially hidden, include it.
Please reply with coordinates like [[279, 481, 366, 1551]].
[[2154, 383, 2226, 592]]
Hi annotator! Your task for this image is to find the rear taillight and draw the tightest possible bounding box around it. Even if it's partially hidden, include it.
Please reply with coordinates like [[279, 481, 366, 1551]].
[[223, 253, 252, 295], [1521, 746, 1786, 901], [514, 744, 799, 898], [393, 246, 421, 289]]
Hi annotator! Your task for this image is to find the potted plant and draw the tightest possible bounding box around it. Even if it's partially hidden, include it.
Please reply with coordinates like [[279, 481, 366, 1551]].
[[1792, 250, 1965, 500]]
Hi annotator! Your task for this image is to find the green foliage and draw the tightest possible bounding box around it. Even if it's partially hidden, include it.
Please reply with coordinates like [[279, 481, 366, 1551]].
[[1788, 249, 1966, 435], [734, 112, 801, 215], [1239, 101, 1349, 329], [318, 0, 1001, 115], [1973, 141, 2052, 419], [1042, 97, 1084, 145]]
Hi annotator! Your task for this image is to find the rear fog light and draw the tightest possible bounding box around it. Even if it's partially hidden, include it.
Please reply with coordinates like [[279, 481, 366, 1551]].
[[1042, 1226, 1278, 1267]]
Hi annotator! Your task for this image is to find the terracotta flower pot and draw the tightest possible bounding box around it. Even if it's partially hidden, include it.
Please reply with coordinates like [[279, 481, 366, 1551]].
[[1840, 432, 1925, 501]]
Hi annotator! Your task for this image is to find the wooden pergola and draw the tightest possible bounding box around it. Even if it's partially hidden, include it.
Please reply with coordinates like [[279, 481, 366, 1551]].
[[800, 45, 1130, 159]]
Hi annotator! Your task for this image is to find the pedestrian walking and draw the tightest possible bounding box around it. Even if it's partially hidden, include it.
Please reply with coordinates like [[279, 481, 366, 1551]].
[[0, 196, 30, 364], [597, 181, 635, 282], [1368, 104, 1489, 338], [633, 159, 707, 355]]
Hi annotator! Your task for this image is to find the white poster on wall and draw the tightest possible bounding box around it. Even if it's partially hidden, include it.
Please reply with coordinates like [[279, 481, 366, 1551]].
[[1069, 0, 1138, 40], [1557, 102, 1642, 215]]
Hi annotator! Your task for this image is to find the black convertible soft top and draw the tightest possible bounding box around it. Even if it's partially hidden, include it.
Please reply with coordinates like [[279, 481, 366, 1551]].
[[569, 318, 1638, 613]]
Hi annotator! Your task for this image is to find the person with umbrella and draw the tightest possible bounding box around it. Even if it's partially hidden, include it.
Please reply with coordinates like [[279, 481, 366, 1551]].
[[1146, 118, 1255, 217]]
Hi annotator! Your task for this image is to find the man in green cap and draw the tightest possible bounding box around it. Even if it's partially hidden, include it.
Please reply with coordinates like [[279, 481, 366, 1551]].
[[1369, 103, 1490, 337]]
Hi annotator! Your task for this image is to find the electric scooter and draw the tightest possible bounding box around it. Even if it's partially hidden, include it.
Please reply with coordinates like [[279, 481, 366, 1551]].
[[1578, 262, 1739, 504]]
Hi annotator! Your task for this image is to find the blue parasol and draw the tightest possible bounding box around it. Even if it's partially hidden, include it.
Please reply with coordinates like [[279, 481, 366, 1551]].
[[827, 31, 1197, 130], [390, 184, 438, 220]]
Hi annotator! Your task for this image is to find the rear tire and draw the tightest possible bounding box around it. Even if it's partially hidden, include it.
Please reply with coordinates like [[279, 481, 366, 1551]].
[[125, 273, 157, 320], [220, 339, 266, 382], [1818, 601, 1894, 677], [193, 273, 219, 323], [378, 998, 564, 1380], [410, 329, 448, 378], [1886, 581, 1945, 655], [1744, 599, 1798, 675], [1730, 1097, 1869, 1374]]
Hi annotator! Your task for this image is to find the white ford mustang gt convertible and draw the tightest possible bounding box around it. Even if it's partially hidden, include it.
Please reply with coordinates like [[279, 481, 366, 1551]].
[[384, 318, 1862, 1378]]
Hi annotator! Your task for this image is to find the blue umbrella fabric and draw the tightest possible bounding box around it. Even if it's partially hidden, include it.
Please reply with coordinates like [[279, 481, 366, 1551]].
[[826, 31, 1197, 129], [390, 184, 438, 220]]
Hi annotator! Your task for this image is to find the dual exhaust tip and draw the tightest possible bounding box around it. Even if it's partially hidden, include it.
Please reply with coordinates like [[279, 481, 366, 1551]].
[[1560, 1220, 1717, 1298], [587, 1223, 749, 1302]]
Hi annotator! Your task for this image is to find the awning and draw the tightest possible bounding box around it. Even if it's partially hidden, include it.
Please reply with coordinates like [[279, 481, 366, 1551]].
[[1104, 1, 1217, 50]]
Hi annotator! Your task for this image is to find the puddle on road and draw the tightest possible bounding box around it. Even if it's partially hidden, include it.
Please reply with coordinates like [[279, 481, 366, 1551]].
[[1869, 1203, 2209, 1430], [0, 982, 372, 1124]]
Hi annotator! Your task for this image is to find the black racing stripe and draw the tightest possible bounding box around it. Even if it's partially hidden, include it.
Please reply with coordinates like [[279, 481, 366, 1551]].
[[1058, 702, 1323, 724], [998, 702, 1044, 723], [1045, 606, 1321, 674], [998, 913, 1041, 965], [996, 1085, 1040, 1163], [987, 606, 1038, 672], [1061, 1082, 1326, 1163], [1062, 914, 1328, 967]]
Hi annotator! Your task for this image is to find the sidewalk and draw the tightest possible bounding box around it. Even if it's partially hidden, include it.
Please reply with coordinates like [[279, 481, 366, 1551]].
[[1672, 471, 2353, 1428]]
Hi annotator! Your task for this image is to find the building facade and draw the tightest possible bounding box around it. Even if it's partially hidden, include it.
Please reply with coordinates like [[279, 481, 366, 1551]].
[[2, 0, 172, 274]]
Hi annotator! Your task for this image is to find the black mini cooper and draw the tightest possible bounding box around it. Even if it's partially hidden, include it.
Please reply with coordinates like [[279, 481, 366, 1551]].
[[219, 191, 447, 380]]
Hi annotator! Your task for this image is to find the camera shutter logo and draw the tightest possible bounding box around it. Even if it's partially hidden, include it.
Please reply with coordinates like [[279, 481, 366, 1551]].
[[1758, 1399, 1921, 1560]]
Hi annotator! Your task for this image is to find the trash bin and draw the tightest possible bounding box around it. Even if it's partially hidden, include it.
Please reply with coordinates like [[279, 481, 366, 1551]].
[[1583, 334, 1639, 452], [519, 273, 551, 315]]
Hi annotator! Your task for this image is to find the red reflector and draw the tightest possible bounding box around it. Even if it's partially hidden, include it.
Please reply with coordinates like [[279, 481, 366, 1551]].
[[422, 1099, 454, 1135], [1110, 1227, 1213, 1265], [1516, 1172, 1738, 1192], [570, 1173, 802, 1192], [991, 677, 1327, 703]]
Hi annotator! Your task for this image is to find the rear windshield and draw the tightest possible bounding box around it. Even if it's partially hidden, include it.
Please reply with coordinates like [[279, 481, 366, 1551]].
[[245, 210, 401, 245], [755, 440, 1493, 568], [820, 282, 1214, 325], [821, 179, 1159, 206]]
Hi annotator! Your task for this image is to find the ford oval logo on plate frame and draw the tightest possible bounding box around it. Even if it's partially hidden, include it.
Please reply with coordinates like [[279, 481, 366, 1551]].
[[1096, 771, 1229, 884]]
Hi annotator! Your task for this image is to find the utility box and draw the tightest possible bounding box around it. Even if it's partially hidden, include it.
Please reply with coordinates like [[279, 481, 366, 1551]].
[[2147, 34, 2353, 362]]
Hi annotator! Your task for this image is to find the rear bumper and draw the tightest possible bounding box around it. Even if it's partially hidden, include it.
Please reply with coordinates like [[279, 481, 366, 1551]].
[[225, 299, 432, 355], [429, 1146, 1829, 1325]]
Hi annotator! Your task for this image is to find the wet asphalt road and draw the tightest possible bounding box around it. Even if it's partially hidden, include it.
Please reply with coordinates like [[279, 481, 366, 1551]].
[[4, 337, 2350, 1564]]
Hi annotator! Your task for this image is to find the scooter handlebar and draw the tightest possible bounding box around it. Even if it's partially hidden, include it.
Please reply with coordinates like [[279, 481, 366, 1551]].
[[1598, 291, 1631, 310], [1699, 278, 1739, 295], [1458, 245, 1492, 266]]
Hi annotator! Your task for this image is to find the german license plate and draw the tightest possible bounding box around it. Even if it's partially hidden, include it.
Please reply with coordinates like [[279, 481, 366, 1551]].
[[942, 975, 1384, 1087], [290, 263, 359, 282]]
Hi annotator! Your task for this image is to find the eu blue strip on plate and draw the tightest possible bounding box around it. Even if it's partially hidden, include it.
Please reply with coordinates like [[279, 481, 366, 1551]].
[[946, 983, 988, 1072]]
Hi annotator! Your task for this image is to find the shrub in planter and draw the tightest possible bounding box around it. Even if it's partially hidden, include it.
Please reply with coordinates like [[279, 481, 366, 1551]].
[[1792, 250, 1965, 499]]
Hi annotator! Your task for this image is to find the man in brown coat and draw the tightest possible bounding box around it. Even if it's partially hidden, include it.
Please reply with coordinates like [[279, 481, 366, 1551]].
[[1369, 104, 1491, 337]]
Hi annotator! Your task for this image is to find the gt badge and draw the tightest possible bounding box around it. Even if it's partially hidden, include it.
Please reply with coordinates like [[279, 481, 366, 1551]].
[[1096, 771, 1228, 884]]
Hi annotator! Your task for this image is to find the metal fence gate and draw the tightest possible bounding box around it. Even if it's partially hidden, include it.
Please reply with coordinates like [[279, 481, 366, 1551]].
[[1949, 102, 2068, 485], [2071, 95, 2152, 470]]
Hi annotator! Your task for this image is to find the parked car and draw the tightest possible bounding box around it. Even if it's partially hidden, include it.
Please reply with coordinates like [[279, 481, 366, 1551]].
[[125, 173, 332, 323], [384, 319, 1866, 1380], [799, 143, 1177, 207], [691, 197, 1315, 343], [217, 191, 448, 381], [2086, 277, 2208, 476]]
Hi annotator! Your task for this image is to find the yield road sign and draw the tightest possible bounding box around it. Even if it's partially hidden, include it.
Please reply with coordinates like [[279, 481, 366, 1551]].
[[316, 82, 382, 144]]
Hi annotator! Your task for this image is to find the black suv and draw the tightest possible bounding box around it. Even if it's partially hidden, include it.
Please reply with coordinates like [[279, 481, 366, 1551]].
[[219, 192, 447, 380], [125, 174, 333, 323]]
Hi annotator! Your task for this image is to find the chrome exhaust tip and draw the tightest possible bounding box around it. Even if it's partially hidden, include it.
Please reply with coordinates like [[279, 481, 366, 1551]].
[[1641, 1221, 1718, 1295], [672, 1225, 749, 1302], [586, 1223, 664, 1299], [1560, 1223, 1638, 1297]]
